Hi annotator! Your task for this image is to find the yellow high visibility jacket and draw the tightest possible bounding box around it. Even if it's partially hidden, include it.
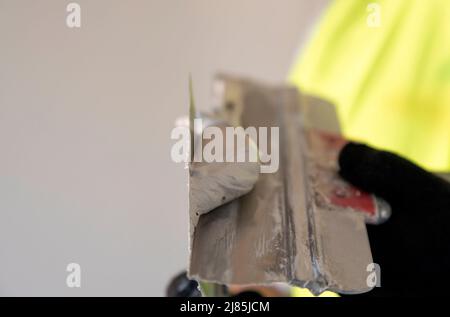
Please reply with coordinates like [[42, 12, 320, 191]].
[[289, 0, 450, 172]]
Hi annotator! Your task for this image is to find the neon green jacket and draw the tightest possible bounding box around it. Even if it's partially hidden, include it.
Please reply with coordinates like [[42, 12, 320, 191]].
[[290, 0, 450, 172]]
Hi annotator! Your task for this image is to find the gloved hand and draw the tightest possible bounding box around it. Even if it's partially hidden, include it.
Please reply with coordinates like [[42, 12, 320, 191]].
[[338, 142, 450, 296]]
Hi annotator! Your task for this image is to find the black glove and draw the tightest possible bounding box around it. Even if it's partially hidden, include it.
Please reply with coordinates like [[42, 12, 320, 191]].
[[338, 142, 450, 296]]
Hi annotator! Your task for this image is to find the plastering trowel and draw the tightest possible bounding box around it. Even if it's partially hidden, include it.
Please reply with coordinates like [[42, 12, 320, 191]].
[[187, 75, 390, 295]]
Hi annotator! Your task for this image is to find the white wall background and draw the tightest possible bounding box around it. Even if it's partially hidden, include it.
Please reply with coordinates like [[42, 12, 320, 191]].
[[0, 0, 327, 296]]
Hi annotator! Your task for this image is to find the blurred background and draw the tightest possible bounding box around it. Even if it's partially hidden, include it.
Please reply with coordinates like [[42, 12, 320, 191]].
[[0, 0, 328, 296]]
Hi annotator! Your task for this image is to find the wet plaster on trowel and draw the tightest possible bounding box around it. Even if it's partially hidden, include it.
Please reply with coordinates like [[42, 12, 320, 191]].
[[188, 121, 260, 250]]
